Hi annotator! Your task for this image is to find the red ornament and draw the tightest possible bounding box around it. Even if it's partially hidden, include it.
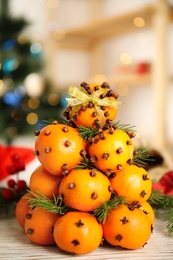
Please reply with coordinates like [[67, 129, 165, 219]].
[[0, 144, 35, 181], [7, 179, 16, 188], [17, 180, 27, 191], [152, 171, 173, 195], [2, 188, 14, 200]]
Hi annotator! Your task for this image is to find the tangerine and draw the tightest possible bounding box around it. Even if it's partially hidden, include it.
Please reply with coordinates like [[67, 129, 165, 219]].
[[88, 128, 134, 175], [102, 204, 152, 249], [110, 164, 152, 203], [24, 207, 60, 245], [53, 211, 103, 254], [64, 82, 119, 128], [59, 168, 111, 211], [34, 122, 86, 176], [139, 201, 155, 225], [29, 165, 62, 199], [15, 192, 33, 229]]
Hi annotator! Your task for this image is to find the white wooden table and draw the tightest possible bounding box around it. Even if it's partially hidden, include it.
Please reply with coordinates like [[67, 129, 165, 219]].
[[0, 215, 172, 260]]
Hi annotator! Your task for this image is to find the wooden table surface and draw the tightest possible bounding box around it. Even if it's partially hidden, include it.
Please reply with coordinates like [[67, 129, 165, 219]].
[[0, 215, 172, 260]]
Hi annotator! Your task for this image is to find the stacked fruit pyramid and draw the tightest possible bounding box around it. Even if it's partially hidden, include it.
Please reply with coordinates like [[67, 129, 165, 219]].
[[15, 82, 155, 255]]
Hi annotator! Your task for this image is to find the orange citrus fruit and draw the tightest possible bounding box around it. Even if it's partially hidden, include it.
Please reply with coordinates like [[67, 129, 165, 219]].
[[88, 128, 134, 175], [24, 207, 60, 245], [15, 192, 33, 229], [53, 211, 103, 254], [63, 82, 119, 128], [34, 122, 86, 176], [139, 201, 155, 225], [110, 164, 152, 203], [59, 168, 111, 211], [29, 165, 62, 199], [102, 204, 152, 249]]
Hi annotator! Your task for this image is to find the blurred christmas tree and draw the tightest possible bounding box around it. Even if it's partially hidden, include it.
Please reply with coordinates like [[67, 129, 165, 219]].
[[0, 0, 65, 144]]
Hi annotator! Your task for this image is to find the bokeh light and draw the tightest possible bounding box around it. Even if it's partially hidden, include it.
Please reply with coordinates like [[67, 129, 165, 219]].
[[26, 112, 38, 125], [28, 97, 40, 109], [17, 33, 29, 44], [47, 0, 59, 9], [120, 53, 132, 65], [48, 93, 59, 106], [53, 29, 66, 40], [133, 17, 145, 28]]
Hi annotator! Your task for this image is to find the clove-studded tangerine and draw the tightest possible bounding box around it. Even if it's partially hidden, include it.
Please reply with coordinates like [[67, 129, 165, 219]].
[[63, 82, 121, 128], [102, 204, 152, 249], [109, 164, 152, 203], [87, 128, 135, 174], [59, 168, 112, 211], [29, 165, 63, 199], [34, 122, 87, 176], [24, 207, 60, 245], [53, 211, 103, 254]]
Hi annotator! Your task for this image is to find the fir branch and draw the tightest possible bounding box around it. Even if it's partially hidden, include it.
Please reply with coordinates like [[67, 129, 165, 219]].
[[78, 125, 98, 141], [148, 189, 173, 209], [112, 120, 136, 132], [166, 208, 173, 234], [27, 191, 70, 215], [148, 189, 173, 234], [42, 117, 69, 126], [133, 146, 155, 167], [74, 156, 97, 170], [93, 195, 126, 223]]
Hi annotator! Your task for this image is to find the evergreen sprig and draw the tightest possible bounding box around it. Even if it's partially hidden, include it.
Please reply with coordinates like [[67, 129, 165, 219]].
[[148, 189, 173, 234], [74, 156, 97, 170], [93, 195, 126, 223], [78, 125, 98, 141], [27, 191, 70, 215], [112, 120, 136, 132], [133, 146, 154, 167]]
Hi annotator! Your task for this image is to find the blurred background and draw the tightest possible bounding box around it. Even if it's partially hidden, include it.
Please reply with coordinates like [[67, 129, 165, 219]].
[[0, 0, 173, 158]]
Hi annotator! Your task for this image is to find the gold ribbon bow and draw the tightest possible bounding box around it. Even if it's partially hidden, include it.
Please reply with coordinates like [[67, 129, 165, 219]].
[[66, 86, 122, 126]]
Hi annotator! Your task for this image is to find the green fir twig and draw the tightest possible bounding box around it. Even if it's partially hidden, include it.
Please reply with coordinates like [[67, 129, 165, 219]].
[[78, 125, 98, 141], [133, 146, 155, 167], [112, 120, 136, 132], [148, 189, 173, 234], [27, 191, 70, 215], [93, 195, 126, 223]]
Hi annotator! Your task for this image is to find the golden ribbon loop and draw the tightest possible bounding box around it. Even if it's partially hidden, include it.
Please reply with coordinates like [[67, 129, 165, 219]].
[[66, 86, 122, 109], [66, 86, 122, 126]]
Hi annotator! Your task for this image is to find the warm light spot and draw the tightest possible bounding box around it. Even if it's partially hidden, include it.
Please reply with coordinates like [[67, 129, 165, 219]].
[[18, 33, 29, 44], [47, 0, 59, 8], [90, 74, 108, 85], [0, 63, 2, 70], [120, 53, 132, 65], [53, 29, 66, 40], [7, 127, 18, 138], [48, 93, 59, 106], [28, 97, 40, 109], [24, 73, 44, 97], [116, 84, 129, 97], [26, 113, 38, 125], [11, 110, 22, 121], [133, 17, 145, 28]]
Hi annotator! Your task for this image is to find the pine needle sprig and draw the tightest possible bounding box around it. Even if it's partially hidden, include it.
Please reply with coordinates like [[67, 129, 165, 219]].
[[148, 189, 173, 209], [112, 120, 136, 132], [93, 195, 126, 224], [133, 146, 155, 167], [148, 189, 173, 234], [166, 208, 173, 234], [78, 125, 98, 141], [27, 191, 70, 215], [74, 156, 97, 170], [43, 117, 69, 126]]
